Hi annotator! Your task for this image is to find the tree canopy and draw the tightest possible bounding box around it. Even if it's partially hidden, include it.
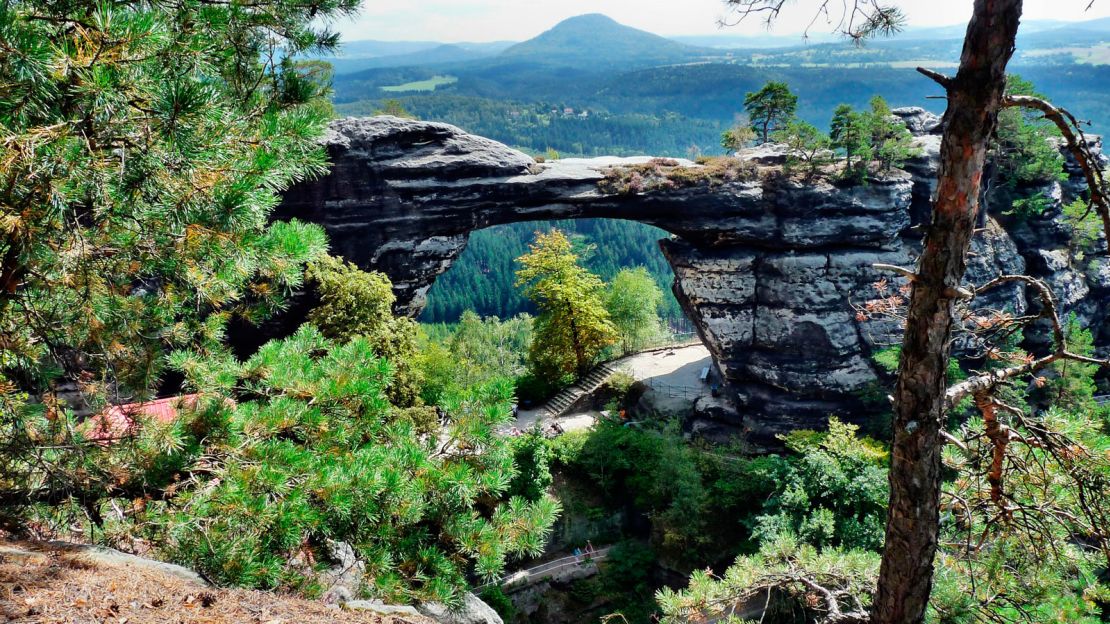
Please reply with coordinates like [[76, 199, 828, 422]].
[[744, 81, 798, 144], [515, 230, 618, 381]]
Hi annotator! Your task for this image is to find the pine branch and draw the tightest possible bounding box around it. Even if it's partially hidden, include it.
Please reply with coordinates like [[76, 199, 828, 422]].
[[1002, 94, 1110, 251]]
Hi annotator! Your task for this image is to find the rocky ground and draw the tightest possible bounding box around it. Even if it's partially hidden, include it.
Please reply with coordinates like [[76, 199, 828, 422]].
[[0, 540, 430, 624]]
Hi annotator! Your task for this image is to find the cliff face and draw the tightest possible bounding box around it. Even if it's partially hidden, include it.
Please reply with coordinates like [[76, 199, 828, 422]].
[[276, 114, 1106, 441]]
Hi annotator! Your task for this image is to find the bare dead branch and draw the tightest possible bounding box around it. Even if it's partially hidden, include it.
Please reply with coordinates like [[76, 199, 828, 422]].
[[871, 263, 918, 281], [916, 67, 954, 90], [720, 0, 903, 42]]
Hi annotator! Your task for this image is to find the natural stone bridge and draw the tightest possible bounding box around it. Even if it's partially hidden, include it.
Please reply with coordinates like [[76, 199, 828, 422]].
[[277, 114, 1105, 440]]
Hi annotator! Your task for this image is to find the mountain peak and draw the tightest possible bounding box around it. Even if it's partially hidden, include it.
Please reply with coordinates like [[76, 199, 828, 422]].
[[555, 13, 621, 27], [499, 13, 701, 67]]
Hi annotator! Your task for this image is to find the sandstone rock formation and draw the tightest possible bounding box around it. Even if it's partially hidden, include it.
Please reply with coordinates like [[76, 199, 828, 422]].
[[277, 115, 1106, 441]]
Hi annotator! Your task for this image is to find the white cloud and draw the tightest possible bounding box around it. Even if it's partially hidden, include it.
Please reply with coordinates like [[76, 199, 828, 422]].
[[332, 0, 1110, 43]]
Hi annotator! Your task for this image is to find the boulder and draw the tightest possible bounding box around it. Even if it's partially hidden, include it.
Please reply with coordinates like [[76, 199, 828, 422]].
[[417, 592, 504, 624], [893, 106, 943, 135]]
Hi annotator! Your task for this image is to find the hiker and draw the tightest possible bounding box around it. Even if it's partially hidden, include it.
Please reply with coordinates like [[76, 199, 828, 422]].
[[586, 540, 595, 556], [573, 547, 583, 563]]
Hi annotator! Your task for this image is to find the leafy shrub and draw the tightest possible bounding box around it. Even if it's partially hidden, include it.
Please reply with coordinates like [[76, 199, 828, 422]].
[[753, 419, 889, 551], [597, 158, 757, 195], [479, 586, 517, 621], [509, 428, 555, 502]]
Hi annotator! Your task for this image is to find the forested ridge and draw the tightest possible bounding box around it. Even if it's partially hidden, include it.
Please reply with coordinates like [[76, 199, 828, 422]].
[[421, 220, 686, 326]]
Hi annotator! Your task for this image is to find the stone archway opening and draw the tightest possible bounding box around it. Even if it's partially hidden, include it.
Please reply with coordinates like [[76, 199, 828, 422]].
[[276, 116, 920, 443], [419, 217, 693, 333]]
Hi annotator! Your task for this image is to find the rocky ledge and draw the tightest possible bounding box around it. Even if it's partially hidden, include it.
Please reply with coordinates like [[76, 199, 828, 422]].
[[277, 114, 1107, 442]]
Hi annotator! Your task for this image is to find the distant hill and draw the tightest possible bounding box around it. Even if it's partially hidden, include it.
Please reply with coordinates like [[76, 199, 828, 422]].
[[325, 42, 513, 74], [317, 41, 513, 75], [498, 14, 707, 66]]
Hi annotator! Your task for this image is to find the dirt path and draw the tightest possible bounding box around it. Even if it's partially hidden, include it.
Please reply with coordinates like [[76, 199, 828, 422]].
[[508, 344, 713, 434]]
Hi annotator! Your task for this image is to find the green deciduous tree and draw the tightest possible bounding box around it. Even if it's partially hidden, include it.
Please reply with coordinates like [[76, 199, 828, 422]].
[[744, 81, 799, 144], [159, 326, 560, 603], [417, 312, 533, 405], [606, 267, 666, 355], [515, 230, 617, 381], [306, 254, 422, 407]]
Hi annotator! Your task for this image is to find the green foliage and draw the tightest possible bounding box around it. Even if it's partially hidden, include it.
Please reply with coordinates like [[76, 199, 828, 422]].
[[721, 118, 757, 152], [937, 402, 1110, 623], [592, 540, 661, 623], [553, 420, 767, 565], [1063, 197, 1104, 257], [744, 81, 798, 144], [756, 419, 889, 551], [772, 120, 832, 175], [417, 312, 532, 405], [306, 255, 422, 406], [509, 428, 554, 502], [157, 326, 560, 603], [606, 267, 666, 355], [995, 75, 1067, 185], [1007, 191, 1055, 219], [479, 586, 517, 621], [829, 104, 873, 182], [657, 533, 880, 624], [0, 0, 344, 509], [374, 99, 416, 118], [1044, 314, 1100, 412], [864, 95, 919, 173], [421, 219, 687, 326], [516, 229, 618, 379]]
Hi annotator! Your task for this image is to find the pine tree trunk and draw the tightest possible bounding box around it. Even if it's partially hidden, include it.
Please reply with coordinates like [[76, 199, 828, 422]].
[[871, 2, 1023, 623]]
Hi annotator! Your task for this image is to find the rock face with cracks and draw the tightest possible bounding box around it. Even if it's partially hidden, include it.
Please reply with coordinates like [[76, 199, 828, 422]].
[[276, 114, 1102, 442]]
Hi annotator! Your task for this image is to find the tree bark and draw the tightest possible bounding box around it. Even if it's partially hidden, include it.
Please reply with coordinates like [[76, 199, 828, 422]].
[[871, 2, 1024, 623]]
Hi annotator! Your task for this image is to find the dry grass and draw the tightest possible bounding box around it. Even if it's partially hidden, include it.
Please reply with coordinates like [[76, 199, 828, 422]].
[[0, 541, 428, 624], [597, 157, 758, 195]]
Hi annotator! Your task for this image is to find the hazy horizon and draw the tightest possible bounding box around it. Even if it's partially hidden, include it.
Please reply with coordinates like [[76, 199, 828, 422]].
[[331, 1, 1110, 44]]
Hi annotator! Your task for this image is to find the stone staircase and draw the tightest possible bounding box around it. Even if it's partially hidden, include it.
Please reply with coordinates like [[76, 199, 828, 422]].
[[541, 362, 620, 419]]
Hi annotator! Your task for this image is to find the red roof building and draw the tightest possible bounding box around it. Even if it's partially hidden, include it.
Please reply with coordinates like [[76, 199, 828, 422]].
[[84, 394, 200, 443]]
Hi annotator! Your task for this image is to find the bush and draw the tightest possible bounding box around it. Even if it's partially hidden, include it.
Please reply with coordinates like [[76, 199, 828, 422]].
[[515, 371, 564, 406], [754, 419, 889, 551], [479, 586, 517, 621]]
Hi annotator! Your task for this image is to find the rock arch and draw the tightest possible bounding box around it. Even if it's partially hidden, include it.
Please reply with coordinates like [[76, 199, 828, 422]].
[[276, 115, 1045, 440]]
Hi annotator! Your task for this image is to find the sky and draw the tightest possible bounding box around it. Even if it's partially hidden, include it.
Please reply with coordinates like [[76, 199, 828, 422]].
[[332, 0, 1110, 43]]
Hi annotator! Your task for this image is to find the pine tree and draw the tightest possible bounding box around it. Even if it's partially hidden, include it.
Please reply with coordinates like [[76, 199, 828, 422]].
[[744, 81, 799, 144], [0, 0, 349, 510], [161, 326, 560, 603], [830, 104, 872, 182], [773, 120, 833, 176], [993, 75, 1066, 185], [863, 96, 918, 173]]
